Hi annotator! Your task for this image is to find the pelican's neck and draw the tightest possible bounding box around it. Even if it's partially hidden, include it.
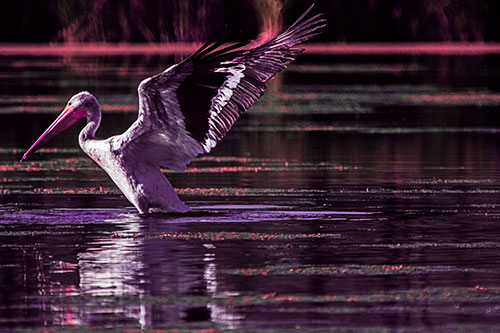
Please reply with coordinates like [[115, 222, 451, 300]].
[[78, 100, 102, 147]]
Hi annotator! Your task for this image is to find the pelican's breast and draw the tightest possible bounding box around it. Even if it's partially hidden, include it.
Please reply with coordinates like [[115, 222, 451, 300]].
[[81, 137, 149, 210]]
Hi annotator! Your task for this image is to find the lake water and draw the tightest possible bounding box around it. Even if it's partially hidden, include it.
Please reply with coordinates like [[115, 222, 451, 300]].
[[1, 48, 500, 331]]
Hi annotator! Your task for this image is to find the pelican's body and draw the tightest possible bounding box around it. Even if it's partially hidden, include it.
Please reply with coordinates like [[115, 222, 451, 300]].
[[22, 5, 326, 214], [81, 120, 189, 213]]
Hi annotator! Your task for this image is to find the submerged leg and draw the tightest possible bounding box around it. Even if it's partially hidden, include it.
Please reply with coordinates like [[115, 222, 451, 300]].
[[153, 176, 190, 213], [142, 168, 190, 213]]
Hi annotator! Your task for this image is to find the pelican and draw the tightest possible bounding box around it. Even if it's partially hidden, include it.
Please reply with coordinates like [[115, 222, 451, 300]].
[[21, 5, 326, 214]]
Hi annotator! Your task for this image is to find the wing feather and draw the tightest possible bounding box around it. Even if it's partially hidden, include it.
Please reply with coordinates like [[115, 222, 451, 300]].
[[114, 4, 326, 170]]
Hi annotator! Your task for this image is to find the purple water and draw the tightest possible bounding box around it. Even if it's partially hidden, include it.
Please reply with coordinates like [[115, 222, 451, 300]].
[[1, 50, 500, 330]]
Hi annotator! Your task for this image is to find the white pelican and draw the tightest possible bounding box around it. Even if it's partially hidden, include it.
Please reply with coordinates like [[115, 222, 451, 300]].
[[21, 5, 326, 213]]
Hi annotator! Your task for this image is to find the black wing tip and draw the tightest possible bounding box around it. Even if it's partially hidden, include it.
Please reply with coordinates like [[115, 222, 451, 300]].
[[249, 3, 325, 52], [185, 26, 251, 64], [186, 3, 325, 64], [287, 3, 317, 29], [290, 6, 327, 31], [279, 4, 327, 45]]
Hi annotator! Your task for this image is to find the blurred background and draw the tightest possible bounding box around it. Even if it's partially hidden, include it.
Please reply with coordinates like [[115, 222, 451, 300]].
[[4, 1, 500, 331], [1, 0, 498, 43]]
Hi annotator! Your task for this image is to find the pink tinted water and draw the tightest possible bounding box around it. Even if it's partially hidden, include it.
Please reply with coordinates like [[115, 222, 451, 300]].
[[1, 46, 500, 330]]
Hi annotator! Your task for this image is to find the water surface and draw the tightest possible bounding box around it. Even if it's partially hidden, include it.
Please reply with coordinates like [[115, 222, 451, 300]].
[[1, 49, 500, 331]]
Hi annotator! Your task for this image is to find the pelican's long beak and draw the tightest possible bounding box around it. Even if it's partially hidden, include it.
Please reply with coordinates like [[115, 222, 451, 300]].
[[21, 104, 87, 161]]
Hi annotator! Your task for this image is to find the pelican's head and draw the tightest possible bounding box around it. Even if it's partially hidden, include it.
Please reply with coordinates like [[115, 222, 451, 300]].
[[21, 91, 98, 161]]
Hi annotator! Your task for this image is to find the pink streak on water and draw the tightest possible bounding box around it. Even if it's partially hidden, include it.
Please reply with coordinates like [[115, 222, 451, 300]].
[[1, 42, 500, 55], [408, 93, 500, 103]]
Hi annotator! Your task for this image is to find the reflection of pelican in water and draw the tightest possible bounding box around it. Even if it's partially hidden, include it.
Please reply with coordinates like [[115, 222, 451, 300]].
[[76, 215, 149, 326], [20, 208, 248, 327], [76, 215, 244, 328], [21, 5, 325, 213]]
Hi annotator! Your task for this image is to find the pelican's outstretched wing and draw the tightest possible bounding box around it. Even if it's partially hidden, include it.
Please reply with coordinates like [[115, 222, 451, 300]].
[[114, 4, 326, 171]]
